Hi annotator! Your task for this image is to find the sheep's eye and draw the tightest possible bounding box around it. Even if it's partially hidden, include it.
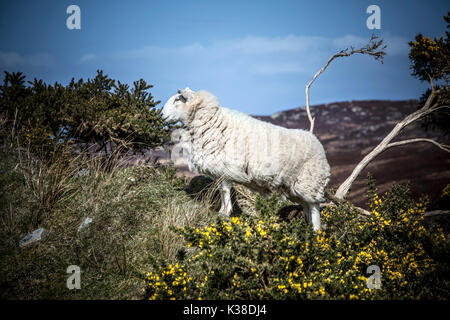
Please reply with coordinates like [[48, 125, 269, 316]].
[[175, 95, 187, 103]]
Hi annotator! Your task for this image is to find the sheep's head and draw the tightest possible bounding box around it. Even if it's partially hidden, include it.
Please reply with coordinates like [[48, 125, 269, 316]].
[[161, 87, 196, 124]]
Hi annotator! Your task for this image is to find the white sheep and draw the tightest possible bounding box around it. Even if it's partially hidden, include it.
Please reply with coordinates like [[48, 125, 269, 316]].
[[162, 87, 330, 231]]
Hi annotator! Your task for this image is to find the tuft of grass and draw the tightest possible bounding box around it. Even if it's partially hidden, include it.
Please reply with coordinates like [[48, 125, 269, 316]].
[[0, 134, 219, 299]]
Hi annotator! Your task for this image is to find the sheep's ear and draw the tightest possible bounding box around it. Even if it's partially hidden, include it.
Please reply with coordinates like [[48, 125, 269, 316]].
[[177, 89, 182, 94], [180, 90, 194, 101]]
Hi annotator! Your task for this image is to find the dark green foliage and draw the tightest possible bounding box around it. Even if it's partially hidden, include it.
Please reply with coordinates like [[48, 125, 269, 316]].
[[0, 70, 171, 156], [254, 192, 288, 218], [408, 33, 449, 82], [408, 12, 450, 136]]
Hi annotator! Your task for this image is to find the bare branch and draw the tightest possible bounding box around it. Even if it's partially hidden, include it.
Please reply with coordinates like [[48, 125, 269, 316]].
[[334, 90, 446, 200], [425, 71, 435, 93], [355, 206, 371, 216], [323, 191, 371, 216], [320, 202, 371, 217], [424, 210, 450, 217], [304, 34, 447, 204], [386, 138, 450, 153], [306, 35, 386, 132]]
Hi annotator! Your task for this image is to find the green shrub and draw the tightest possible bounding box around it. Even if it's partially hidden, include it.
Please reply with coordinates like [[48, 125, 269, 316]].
[[408, 13, 450, 136], [0, 70, 171, 158], [144, 181, 449, 300]]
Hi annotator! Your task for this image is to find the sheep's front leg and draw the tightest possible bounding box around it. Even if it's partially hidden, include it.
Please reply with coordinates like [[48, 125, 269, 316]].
[[218, 180, 233, 217]]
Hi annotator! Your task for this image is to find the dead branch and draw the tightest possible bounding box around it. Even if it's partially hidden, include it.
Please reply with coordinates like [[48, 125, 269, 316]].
[[386, 138, 450, 153], [304, 35, 448, 213], [424, 210, 450, 217], [306, 35, 386, 132], [334, 89, 447, 200], [323, 190, 371, 216]]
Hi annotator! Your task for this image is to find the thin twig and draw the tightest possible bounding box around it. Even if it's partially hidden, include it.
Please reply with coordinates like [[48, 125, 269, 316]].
[[305, 35, 386, 133], [386, 138, 450, 153]]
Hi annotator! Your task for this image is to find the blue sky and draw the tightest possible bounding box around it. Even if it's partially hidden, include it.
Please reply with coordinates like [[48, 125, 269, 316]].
[[0, 0, 448, 115]]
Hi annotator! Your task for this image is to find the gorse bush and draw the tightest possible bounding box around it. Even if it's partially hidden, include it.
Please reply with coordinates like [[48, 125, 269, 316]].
[[0, 70, 171, 157], [408, 13, 450, 136], [143, 178, 449, 300]]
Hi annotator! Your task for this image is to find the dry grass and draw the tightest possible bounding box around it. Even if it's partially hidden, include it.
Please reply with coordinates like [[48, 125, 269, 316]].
[[0, 132, 223, 298]]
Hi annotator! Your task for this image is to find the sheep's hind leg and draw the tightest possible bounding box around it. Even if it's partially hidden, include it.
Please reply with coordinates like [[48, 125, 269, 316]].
[[305, 202, 321, 231], [218, 180, 233, 217]]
